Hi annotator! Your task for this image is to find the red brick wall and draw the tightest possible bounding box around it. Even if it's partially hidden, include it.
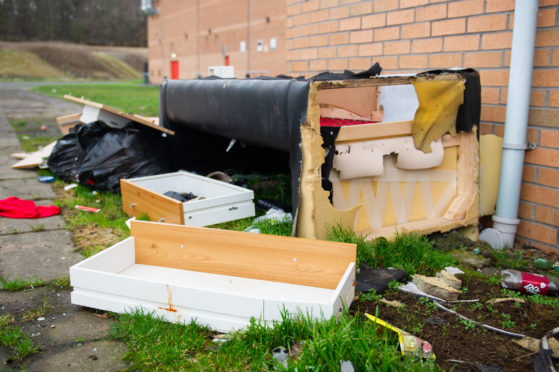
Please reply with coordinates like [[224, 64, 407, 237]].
[[147, 0, 286, 82], [286, 0, 559, 252]]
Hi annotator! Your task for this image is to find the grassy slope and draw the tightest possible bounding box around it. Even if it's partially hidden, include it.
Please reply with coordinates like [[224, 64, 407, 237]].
[[0, 49, 67, 80]]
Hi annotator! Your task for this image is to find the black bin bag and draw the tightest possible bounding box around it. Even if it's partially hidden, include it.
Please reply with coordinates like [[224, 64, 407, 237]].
[[47, 121, 172, 192]]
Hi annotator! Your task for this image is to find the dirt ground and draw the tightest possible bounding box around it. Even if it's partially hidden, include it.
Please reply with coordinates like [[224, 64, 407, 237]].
[[352, 274, 559, 371]]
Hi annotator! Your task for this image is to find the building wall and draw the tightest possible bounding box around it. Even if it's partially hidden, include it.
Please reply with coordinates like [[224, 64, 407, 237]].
[[147, 0, 286, 82], [285, 0, 559, 252]]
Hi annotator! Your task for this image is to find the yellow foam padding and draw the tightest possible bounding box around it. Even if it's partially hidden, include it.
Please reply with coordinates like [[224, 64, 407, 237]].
[[296, 84, 361, 240], [479, 135, 503, 216], [412, 80, 465, 153]]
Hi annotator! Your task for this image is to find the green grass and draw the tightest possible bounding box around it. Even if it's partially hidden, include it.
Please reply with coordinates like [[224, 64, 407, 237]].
[[53, 182, 129, 239], [0, 315, 39, 362], [50, 275, 71, 290], [491, 250, 529, 270], [34, 82, 159, 116], [329, 226, 456, 275], [1, 276, 44, 291], [111, 309, 436, 371]]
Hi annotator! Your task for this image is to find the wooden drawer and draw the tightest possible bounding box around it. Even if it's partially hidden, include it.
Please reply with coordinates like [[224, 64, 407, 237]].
[[70, 220, 356, 332], [121, 171, 255, 226]]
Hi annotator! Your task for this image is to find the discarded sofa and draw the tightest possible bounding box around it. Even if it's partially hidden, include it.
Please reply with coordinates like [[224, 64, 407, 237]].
[[159, 68, 484, 241]]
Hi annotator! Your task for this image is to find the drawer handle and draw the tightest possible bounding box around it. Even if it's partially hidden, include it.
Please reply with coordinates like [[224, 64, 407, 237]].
[[228, 206, 238, 211], [129, 203, 137, 208], [158, 217, 165, 222]]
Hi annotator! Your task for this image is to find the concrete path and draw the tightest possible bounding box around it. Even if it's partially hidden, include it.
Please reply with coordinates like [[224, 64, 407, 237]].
[[0, 88, 129, 370]]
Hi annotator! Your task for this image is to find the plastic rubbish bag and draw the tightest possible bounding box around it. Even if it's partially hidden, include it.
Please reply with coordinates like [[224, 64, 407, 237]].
[[48, 121, 172, 191]]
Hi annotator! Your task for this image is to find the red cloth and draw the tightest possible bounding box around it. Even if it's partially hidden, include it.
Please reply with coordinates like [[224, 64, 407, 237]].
[[0, 197, 61, 219], [320, 117, 375, 127]]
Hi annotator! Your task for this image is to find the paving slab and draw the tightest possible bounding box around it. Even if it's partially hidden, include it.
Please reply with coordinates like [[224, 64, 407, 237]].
[[0, 202, 65, 234], [26, 340, 128, 372], [0, 230, 81, 282], [0, 178, 56, 200], [0, 159, 38, 180], [45, 312, 115, 345], [0, 90, 80, 120]]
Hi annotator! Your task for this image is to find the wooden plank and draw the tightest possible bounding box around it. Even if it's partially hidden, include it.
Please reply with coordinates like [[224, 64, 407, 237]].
[[64, 95, 174, 135], [336, 121, 461, 147], [318, 86, 377, 118], [130, 220, 356, 290], [56, 112, 82, 134], [120, 179, 185, 225], [320, 106, 372, 121], [336, 121, 413, 142], [11, 141, 57, 169]]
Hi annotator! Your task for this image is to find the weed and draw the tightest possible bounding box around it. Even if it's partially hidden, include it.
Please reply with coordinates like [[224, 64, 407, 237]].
[[0, 315, 15, 328], [111, 309, 434, 371], [22, 298, 50, 322], [501, 288, 522, 299], [6, 228, 18, 234], [75, 337, 86, 343], [460, 287, 469, 294], [486, 303, 498, 315], [29, 223, 45, 232], [387, 280, 401, 292], [360, 289, 382, 302], [329, 226, 455, 275], [491, 250, 529, 270], [81, 245, 103, 258], [469, 302, 483, 311], [530, 323, 537, 330], [501, 313, 515, 329], [487, 275, 501, 286], [51, 275, 71, 290], [528, 294, 559, 307], [460, 318, 476, 331], [1, 276, 44, 291], [0, 326, 40, 362]]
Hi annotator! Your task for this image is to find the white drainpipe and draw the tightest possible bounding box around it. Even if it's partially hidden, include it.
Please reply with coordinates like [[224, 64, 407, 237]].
[[479, 0, 539, 250]]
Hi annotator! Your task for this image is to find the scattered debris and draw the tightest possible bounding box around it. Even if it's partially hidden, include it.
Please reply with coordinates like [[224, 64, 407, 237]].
[[11, 141, 56, 169], [340, 360, 355, 372], [534, 327, 559, 372], [412, 274, 461, 301], [0, 197, 60, 219], [399, 282, 446, 302], [425, 317, 449, 327], [272, 346, 288, 368], [355, 263, 407, 293], [501, 269, 559, 295], [487, 297, 526, 305], [75, 205, 100, 213], [437, 269, 462, 290], [380, 298, 405, 308], [533, 258, 553, 271], [514, 336, 559, 357], [365, 313, 435, 360], [37, 175, 55, 183], [449, 250, 490, 269], [64, 183, 78, 191]]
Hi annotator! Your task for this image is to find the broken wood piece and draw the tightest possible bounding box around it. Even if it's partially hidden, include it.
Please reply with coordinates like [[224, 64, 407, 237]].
[[514, 337, 559, 357], [380, 298, 405, 308], [11, 142, 57, 169], [56, 112, 82, 134], [486, 297, 526, 305], [9, 152, 28, 160], [437, 270, 462, 290], [64, 95, 174, 135], [412, 274, 461, 301]]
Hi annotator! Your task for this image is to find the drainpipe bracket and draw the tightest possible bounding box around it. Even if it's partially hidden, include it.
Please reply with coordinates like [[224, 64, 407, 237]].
[[502, 142, 530, 150]]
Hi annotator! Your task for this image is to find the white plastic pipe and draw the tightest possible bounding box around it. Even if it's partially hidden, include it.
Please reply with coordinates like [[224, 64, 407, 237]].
[[480, 0, 539, 250]]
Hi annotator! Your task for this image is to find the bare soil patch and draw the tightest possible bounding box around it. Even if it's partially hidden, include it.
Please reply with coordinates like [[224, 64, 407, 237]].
[[352, 276, 559, 371]]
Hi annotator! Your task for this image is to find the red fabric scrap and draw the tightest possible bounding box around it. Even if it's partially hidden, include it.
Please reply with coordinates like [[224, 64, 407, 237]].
[[0, 197, 61, 219], [320, 117, 375, 127]]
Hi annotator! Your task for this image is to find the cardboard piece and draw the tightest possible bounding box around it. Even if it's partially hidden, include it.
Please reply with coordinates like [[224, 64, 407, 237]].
[[11, 142, 57, 169], [479, 135, 503, 216]]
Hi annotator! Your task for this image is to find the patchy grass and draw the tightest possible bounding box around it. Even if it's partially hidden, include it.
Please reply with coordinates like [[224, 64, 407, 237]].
[[21, 298, 50, 322], [50, 275, 71, 290], [111, 309, 435, 371], [329, 226, 456, 275], [1, 276, 44, 291], [34, 82, 159, 116], [48, 178, 129, 256], [8, 118, 60, 152], [0, 315, 39, 362]]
